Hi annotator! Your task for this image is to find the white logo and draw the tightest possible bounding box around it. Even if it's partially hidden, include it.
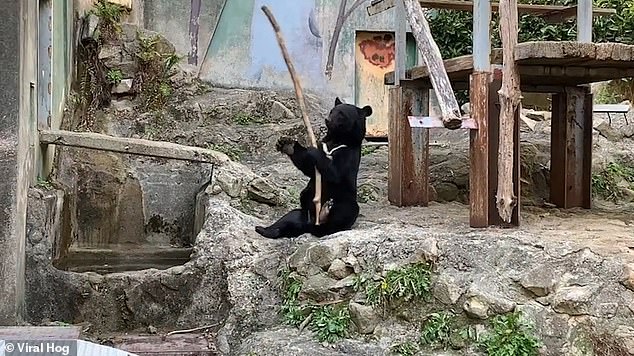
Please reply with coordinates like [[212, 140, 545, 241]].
[[4, 342, 15, 352]]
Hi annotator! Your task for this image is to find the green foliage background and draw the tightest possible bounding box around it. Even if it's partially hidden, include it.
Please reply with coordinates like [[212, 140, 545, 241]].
[[427, 0, 634, 104]]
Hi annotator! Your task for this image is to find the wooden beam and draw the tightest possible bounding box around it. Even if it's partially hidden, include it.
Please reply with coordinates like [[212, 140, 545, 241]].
[[496, 0, 520, 223], [469, 72, 492, 227], [577, 0, 593, 43], [388, 84, 430, 206], [550, 87, 593, 209], [39, 130, 226, 164], [403, 0, 462, 129]]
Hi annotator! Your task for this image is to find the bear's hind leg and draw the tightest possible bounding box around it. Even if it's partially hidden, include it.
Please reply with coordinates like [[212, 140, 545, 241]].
[[255, 209, 309, 239]]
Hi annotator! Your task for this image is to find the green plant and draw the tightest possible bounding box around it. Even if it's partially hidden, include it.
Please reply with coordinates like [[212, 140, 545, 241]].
[[361, 145, 378, 156], [477, 311, 541, 356], [357, 183, 379, 203], [36, 176, 53, 190], [591, 161, 634, 202], [91, 0, 126, 42], [135, 34, 182, 110], [364, 262, 433, 308], [390, 341, 419, 356], [106, 68, 123, 85], [278, 269, 307, 327], [309, 304, 351, 343], [420, 312, 456, 349], [206, 143, 244, 161], [233, 112, 263, 125]]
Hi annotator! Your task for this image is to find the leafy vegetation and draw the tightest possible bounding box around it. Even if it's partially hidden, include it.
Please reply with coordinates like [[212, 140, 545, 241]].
[[106, 68, 123, 86], [206, 143, 244, 161], [477, 311, 541, 356], [420, 312, 456, 349], [591, 161, 634, 202], [91, 0, 127, 43], [309, 304, 351, 343], [36, 176, 54, 190], [135, 34, 181, 110], [364, 262, 433, 308], [361, 145, 378, 156], [390, 341, 419, 356], [278, 268, 351, 343], [233, 112, 264, 125]]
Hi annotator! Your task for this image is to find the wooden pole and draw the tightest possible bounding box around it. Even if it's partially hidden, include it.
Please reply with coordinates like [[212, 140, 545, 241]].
[[577, 0, 592, 43], [401, 0, 462, 129], [261, 6, 323, 225], [495, 0, 520, 223]]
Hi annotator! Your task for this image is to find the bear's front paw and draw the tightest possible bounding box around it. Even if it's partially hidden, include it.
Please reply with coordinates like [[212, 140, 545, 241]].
[[276, 136, 296, 155]]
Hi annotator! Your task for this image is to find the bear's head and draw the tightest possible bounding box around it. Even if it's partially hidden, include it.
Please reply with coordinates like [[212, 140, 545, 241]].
[[323, 97, 372, 147]]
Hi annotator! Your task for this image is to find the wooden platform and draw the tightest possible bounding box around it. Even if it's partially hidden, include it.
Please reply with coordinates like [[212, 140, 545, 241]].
[[367, 0, 616, 23], [385, 41, 634, 89]]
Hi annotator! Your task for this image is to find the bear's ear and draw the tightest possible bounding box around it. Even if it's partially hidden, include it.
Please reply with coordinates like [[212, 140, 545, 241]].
[[334, 97, 343, 106], [360, 105, 372, 117]]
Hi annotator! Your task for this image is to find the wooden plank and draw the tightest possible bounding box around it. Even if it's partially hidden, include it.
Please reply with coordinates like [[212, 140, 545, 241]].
[[385, 41, 634, 84], [367, 0, 615, 19], [593, 104, 630, 113], [112, 334, 217, 355], [39, 130, 227, 164], [0, 326, 81, 340], [408, 116, 478, 129], [550, 86, 592, 209], [388, 85, 430, 206], [469, 72, 491, 227]]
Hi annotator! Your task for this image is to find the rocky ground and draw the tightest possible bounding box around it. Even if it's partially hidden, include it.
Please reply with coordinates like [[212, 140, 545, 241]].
[[28, 22, 634, 355]]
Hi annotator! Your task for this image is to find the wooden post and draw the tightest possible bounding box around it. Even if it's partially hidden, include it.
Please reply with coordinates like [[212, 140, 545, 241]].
[[402, 0, 462, 129], [469, 0, 492, 227], [388, 83, 430, 206], [495, 0, 520, 223], [577, 0, 593, 43], [550, 86, 593, 209]]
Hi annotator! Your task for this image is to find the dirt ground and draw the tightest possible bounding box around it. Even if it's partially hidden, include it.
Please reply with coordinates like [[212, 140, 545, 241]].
[[358, 200, 634, 263]]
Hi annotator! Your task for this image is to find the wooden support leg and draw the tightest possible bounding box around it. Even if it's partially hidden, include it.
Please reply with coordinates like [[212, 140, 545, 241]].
[[388, 84, 430, 206], [469, 75, 520, 227], [550, 86, 593, 209]]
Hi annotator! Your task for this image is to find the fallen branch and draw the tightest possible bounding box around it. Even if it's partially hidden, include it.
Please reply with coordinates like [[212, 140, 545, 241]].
[[496, 0, 520, 222], [166, 323, 220, 336], [402, 0, 462, 129], [262, 6, 323, 225]]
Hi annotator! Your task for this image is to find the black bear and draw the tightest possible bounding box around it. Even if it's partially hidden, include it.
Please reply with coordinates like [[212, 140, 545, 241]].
[[255, 97, 372, 239]]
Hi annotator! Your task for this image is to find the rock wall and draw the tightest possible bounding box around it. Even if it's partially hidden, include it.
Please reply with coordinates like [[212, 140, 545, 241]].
[[25, 186, 634, 355]]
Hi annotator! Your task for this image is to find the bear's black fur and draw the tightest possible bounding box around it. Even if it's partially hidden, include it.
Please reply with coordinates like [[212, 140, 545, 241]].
[[255, 97, 372, 239]]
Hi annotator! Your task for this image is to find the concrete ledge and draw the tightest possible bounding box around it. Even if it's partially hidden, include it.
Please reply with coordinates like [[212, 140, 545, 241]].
[[39, 130, 229, 165]]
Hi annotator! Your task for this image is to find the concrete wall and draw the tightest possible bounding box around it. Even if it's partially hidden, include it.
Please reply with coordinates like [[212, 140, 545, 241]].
[[144, 0, 224, 66], [0, 0, 39, 325]]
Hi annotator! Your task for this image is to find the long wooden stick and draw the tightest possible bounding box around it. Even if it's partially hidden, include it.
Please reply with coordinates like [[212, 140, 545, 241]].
[[261, 6, 323, 225], [402, 0, 463, 129], [496, 0, 520, 222]]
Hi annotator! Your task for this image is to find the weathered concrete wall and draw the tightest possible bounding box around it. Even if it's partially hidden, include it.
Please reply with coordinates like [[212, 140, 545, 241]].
[[144, 0, 223, 66], [0, 0, 39, 325]]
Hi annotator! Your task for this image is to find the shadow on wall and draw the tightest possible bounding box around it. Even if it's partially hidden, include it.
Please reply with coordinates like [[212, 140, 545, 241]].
[[198, 0, 325, 89]]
